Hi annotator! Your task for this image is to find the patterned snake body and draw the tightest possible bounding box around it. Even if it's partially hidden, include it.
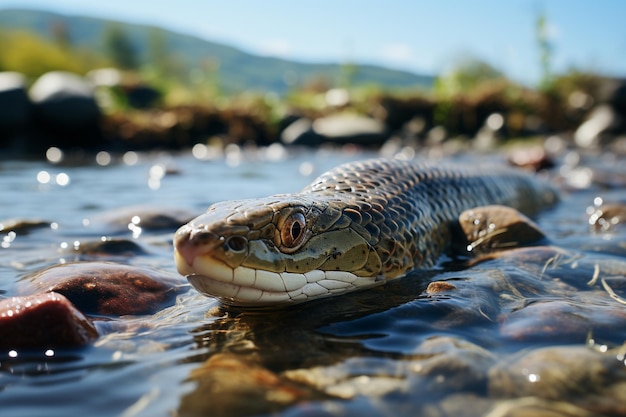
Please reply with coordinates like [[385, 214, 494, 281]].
[[174, 158, 557, 306]]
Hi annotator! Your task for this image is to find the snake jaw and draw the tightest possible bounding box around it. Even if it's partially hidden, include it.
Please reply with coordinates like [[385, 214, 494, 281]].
[[180, 254, 382, 306]]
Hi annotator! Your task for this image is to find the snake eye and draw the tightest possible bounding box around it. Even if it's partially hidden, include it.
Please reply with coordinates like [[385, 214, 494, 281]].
[[280, 212, 307, 250]]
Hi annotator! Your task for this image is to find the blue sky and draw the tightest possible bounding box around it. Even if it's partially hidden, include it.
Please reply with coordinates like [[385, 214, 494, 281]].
[[1, 0, 625, 86]]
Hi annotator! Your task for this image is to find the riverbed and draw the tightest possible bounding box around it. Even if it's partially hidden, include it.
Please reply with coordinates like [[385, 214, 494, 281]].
[[1, 144, 626, 417]]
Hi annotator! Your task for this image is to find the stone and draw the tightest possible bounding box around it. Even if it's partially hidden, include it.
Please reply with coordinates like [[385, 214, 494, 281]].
[[178, 353, 313, 417], [0, 292, 98, 350], [280, 117, 322, 146], [588, 201, 626, 232], [21, 262, 187, 316], [488, 345, 626, 415], [457, 205, 546, 256], [312, 114, 387, 146], [29, 71, 100, 128], [574, 105, 621, 148], [0, 71, 31, 128], [507, 145, 555, 172]]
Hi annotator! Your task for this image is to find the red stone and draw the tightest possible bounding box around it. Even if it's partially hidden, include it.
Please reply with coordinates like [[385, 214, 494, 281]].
[[0, 292, 98, 350], [21, 262, 186, 316]]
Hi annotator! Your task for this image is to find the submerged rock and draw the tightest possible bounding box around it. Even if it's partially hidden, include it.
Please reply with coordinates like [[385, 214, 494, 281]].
[[179, 353, 315, 417], [488, 345, 626, 416], [21, 262, 187, 316], [0, 292, 98, 350]]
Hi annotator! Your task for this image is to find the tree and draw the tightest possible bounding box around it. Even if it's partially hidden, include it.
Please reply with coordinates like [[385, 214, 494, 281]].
[[103, 24, 139, 70]]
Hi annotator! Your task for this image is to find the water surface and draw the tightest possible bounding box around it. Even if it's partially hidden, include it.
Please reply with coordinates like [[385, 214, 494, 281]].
[[1, 147, 626, 417]]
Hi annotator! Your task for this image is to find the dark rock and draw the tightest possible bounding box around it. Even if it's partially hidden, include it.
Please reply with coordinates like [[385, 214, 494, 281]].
[[0, 72, 31, 129], [21, 262, 187, 316], [457, 205, 546, 256], [29, 71, 100, 128], [0, 292, 98, 350], [88, 205, 197, 234], [68, 238, 147, 257], [0, 218, 50, 234], [280, 117, 322, 146]]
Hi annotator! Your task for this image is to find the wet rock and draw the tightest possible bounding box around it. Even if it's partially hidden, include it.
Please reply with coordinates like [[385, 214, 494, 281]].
[[507, 146, 555, 172], [411, 336, 496, 394], [498, 297, 626, 343], [21, 262, 186, 316], [485, 397, 596, 417], [280, 117, 322, 146], [0, 71, 31, 129], [0, 292, 98, 350], [89, 205, 197, 234], [178, 353, 315, 417], [29, 71, 100, 128], [312, 114, 387, 146], [425, 281, 457, 294], [574, 105, 621, 148], [0, 218, 50, 234], [68, 238, 147, 257], [457, 205, 546, 256], [488, 345, 626, 415], [588, 201, 626, 232]]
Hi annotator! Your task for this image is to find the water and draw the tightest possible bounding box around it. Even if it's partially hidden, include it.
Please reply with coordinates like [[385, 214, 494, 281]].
[[1, 147, 626, 417]]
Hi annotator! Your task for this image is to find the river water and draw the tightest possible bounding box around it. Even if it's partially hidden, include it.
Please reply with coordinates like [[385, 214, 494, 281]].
[[1, 145, 626, 417]]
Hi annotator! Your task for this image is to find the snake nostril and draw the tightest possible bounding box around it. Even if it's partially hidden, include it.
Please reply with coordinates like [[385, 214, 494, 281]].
[[224, 235, 248, 253]]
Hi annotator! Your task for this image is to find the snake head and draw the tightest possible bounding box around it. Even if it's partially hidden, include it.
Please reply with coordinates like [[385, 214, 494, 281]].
[[174, 194, 384, 306]]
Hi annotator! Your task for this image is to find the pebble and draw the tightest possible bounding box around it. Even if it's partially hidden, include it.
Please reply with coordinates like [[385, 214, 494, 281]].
[[21, 262, 187, 316], [178, 353, 314, 417], [0, 292, 98, 350]]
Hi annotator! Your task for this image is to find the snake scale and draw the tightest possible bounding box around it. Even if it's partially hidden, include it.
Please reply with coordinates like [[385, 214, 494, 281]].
[[174, 158, 557, 306]]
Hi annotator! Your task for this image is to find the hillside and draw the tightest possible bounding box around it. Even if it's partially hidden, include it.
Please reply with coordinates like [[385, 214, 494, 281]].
[[0, 8, 434, 94]]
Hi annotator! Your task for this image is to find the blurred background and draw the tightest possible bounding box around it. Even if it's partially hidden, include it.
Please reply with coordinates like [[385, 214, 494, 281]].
[[0, 0, 625, 157]]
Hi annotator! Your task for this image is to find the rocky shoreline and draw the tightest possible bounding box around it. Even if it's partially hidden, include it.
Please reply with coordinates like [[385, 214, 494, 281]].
[[2, 70, 626, 158]]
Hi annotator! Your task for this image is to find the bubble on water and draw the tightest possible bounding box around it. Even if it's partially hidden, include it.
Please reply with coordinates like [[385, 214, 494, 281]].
[[50, 222, 59, 230], [46, 147, 63, 163], [8, 350, 17, 358], [45, 349, 55, 357]]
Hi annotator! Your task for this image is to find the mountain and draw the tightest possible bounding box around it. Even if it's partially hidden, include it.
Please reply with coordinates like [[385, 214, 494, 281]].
[[0, 8, 434, 95]]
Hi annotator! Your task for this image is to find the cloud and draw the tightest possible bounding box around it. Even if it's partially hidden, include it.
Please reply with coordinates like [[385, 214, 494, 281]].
[[380, 43, 414, 62], [257, 39, 294, 57]]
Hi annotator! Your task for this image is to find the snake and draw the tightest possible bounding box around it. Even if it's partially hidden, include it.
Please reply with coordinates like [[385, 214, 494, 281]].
[[174, 158, 557, 306]]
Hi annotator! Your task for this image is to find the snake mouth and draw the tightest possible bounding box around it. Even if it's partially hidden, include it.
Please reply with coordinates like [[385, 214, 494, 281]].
[[174, 249, 381, 306]]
